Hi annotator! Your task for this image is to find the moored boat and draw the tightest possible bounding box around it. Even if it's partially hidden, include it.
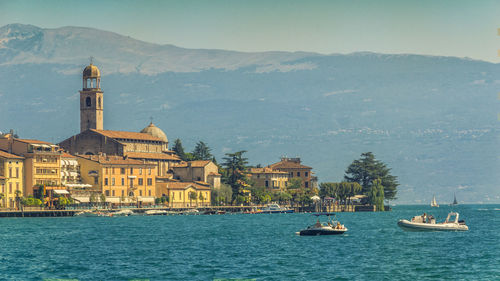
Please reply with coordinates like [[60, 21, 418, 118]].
[[259, 203, 294, 214], [397, 212, 468, 231], [297, 213, 347, 236]]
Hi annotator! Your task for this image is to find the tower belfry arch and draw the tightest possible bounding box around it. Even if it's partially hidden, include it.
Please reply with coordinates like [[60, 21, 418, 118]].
[[80, 61, 103, 132]]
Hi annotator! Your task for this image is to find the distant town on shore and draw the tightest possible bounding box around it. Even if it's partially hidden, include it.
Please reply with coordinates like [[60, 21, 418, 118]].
[[0, 63, 396, 212]]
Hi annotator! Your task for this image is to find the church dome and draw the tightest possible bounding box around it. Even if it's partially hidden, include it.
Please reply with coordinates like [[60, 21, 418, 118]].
[[83, 63, 100, 78], [140, 122, 168, 143]]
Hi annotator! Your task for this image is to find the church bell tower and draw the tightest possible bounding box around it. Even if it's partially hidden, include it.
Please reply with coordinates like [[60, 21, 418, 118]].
[[80, 62, 103, 132]]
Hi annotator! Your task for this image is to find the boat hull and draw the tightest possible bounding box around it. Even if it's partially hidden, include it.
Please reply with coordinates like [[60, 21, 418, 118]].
[[298, 228, 346, 236], [259, 209, 294, 214], [397, 220, 468, 231]]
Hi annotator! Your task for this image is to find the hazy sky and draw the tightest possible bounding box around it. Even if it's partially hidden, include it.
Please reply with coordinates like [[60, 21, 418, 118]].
[[1, 0, 500, 62]]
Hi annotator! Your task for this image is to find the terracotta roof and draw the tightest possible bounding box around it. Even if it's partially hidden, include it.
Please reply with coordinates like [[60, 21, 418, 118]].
[[126, 152, 180, 161], [77, 155, 154, 166], [174, 160, 211, 168], [15, 139, 54, 145], [269, 160, 312, 170], [249, 167, 288, 174], [0, 176, 6, 180], [61, 152, 76, 158], [208, 172, 221, 176], [0, 150, 24, 159], [165, 181, 211, 190], [91, 129, 164, 142]]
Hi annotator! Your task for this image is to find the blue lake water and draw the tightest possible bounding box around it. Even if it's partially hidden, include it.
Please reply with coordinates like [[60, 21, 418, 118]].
[[0, 205, 499, 280]]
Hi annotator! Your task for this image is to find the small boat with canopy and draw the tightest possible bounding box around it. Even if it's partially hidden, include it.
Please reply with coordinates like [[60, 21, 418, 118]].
[[296, 213, 348, 236]]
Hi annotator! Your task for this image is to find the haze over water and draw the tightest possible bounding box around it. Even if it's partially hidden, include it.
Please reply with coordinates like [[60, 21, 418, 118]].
[[0, 205, 498, 280]]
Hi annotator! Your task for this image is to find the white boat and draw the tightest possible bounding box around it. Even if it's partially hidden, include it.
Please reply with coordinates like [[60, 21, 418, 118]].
[[144, 209, 168, 216], [397, 212, 468, 231], [259, 203, 294, 214], [297, 213, 347, 236], [431, 195, 439, 207]]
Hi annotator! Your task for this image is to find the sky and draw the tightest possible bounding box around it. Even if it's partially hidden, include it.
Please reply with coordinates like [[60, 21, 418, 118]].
[[1, 0, 500, 62]]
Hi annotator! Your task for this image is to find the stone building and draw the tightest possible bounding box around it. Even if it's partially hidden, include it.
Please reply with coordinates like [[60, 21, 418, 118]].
[[248, 167, 289, 190], [268, 157, 317, 189], [0, 149, 24, 209], [172, 160, 221, 188]]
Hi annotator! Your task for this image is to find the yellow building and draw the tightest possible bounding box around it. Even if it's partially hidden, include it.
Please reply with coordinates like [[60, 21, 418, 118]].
[[0, 136, 63, 196], [158, 181, 211, 208], [248, 167, 289, 190], [76, 154, 157, 206], [0, 150, 24, 209]]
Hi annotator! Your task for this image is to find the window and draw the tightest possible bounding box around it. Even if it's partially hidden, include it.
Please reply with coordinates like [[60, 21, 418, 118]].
[[297, 172, 300, 177], [148, 190, 151, 196], [9, 167, 12, 177], [139, 190, 142, 196], [105, 167, 108, 174], [112, 190, 115, 196], [86, 97, 91, 107], [138, 178, 143, 185], [265, 180, 269, 187], [94, 177, 98, 185], [148, 168, 151, 175], [305, 181, 309, 188], [130, 168, 133, 174], [121, 178, 125, 185], [104, 178, 108, 185], [15, 167, 19, 178], [105, 190, 110, 196], [111, 178, 115, 186], [112, 168, 115, 175], [139, 168, 142, 175], [120, 168, 125, 174], [147, 178, 152, 186], [16, 182, 19, 191], [305, 172, 308, 177], [121, 190, 124, 197], [98, 97, 101, 108]]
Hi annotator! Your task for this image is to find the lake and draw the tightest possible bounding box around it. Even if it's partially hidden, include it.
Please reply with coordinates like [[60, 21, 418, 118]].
[[0, 205, 498, 280]]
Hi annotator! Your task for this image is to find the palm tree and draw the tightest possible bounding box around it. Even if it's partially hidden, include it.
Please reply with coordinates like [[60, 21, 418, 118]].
[[199, 192, 205, 207]]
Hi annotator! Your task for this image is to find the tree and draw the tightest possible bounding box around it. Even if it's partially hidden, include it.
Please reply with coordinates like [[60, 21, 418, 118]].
[[287, 177, 302, 190], [100, 193, 106, 208], [211, 184, 233, 205], [189, 191, 197, 207], [222, 151, 251, 202], [192, 141, 213, 161], [199, 192, 205, 206], [0, 193, 4, 207], [172, 139, 186, 161], [368, 179, 385, 211], [344, 152, 398, 200]]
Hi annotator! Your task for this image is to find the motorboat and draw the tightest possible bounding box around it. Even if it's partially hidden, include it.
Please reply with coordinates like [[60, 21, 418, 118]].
[[431, 195, 439, 207], [259, 203, 294, 214], [144, 209, 168, 216], [397, 212, 468, 231], [296, 213, 347, 236], [74, 210, 112, 217]]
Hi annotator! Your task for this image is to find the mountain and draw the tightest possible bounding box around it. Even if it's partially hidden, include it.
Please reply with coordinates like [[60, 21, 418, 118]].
[[0, 23, 499, 204]]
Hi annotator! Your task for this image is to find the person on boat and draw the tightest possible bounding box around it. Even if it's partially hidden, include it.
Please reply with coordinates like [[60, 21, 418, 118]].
[[336, 222, 341, 229], [314, 219, 322, 228], [422, 213, 427, 223]]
